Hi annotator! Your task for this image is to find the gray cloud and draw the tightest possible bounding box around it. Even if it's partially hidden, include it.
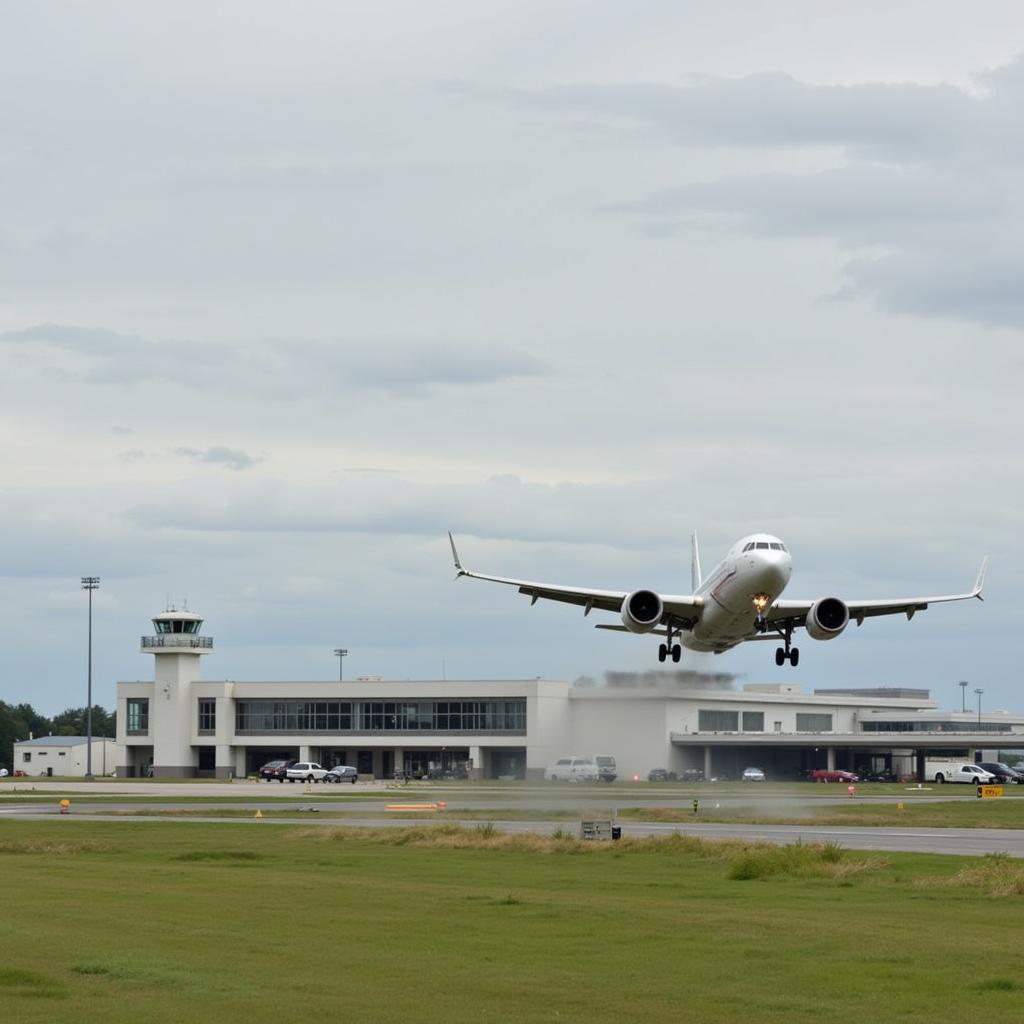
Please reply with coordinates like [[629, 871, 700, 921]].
[[174, 446, 263, 472], [0, 324, 549, 398], [475, 59, 1024, 330]]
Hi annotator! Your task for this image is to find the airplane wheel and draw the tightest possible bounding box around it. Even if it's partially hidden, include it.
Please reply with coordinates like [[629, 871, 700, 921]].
[[658, 644, 667, 663], [790, 648, 800, 667], [775, 648, 785, 666], [671, 644, 682, 663]]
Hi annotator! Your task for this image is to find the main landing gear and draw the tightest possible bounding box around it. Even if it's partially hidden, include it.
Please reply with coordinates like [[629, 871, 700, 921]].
[[774, 622, 799, 667], [657, 624, 682, 663]]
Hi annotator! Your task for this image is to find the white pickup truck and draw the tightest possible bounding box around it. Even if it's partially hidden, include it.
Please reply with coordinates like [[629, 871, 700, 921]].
[[923, 760, 996, 785], [285, 762, 329, 783]]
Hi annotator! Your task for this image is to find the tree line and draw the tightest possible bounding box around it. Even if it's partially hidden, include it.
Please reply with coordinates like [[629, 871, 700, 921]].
[[0, 701, 115, 771]]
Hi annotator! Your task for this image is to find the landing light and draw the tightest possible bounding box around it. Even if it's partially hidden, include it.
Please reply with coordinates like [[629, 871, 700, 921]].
[[753, 593, 770, 613]]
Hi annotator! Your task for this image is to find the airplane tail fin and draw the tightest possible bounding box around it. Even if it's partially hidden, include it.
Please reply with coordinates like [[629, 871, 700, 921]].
[[691, 531, 702, 591]]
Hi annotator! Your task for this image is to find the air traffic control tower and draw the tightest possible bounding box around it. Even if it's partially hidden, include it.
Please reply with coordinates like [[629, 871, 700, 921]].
[[141, 609, 214, 777]]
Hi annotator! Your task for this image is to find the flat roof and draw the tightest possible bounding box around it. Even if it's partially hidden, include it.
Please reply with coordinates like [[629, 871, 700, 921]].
[[14, 735, 112, 747]]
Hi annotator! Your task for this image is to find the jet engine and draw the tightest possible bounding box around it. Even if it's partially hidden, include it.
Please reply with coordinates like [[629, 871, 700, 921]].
[[805, 597, 849, 641], [620, 589, 663, 633]]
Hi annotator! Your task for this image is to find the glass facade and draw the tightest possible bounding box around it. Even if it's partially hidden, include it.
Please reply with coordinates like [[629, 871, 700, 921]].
[[862, 720, 1010, 733], [127, 698, 149, 735], [234, 698, 526, 735]]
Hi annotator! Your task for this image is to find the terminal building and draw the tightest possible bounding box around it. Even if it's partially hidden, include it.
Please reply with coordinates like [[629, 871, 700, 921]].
[[116, 608, 1024, 780]]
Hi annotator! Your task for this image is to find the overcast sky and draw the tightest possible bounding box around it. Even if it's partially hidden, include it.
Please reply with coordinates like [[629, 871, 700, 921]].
[[1, 2, 1020, 716]]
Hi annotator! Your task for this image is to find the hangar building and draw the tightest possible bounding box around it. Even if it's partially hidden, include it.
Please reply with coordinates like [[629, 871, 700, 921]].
[[116, 608, 1024, 780]]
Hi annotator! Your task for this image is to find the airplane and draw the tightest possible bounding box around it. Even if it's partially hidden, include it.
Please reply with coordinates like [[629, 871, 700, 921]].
[[447, 531, 987, 667]]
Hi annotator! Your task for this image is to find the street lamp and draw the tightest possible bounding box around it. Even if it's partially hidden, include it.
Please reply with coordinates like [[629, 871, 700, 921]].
[[81, 577, 100, 778], [959, 680, 968, 714], [974, 687, 984, 728], [334, 648, 348, 681]]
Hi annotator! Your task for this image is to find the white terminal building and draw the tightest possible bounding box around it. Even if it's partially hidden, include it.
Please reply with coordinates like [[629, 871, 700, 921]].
[[117, 608, 1024, 781]]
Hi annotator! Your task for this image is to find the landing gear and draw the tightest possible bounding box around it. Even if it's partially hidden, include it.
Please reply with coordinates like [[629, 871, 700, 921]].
[[775, 622, 799, 666], [658, 642, 682, 664], [752, 594, 770, 634], [657, 623, 682, 664], [775, 645, 799, 665]]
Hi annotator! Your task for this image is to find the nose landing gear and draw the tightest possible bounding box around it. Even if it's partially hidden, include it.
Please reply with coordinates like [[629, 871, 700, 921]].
[[752, 593, 771, 634]]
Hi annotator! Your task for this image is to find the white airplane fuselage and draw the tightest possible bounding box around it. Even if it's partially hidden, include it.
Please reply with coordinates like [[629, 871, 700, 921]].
[[686, 533, 792, 652]]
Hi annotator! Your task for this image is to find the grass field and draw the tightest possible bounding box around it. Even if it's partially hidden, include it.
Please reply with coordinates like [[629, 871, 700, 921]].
[[2, 820, 1024, 1023]]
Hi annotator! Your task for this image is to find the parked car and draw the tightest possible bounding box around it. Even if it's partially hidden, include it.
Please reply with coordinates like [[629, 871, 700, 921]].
[[647, 768, 677, 782], [285, 762, 329, 783], [977, 762, 1023, 784], [595, 755, 617, 783], [0, 767, 8, 777], [741, 767, 767, 782], [548, 757, 599, 782], [259, 759, 295, 782], [811, 769, 860, 783], [324, 765, 358, 784], [680, 767, 705, 783], [856, 768, 896, 783]]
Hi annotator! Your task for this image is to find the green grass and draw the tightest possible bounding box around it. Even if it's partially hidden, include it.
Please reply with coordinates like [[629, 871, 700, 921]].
[[1, 821, 1024, 1023]]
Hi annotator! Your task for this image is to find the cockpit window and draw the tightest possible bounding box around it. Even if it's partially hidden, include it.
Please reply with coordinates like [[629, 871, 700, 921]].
[[756, 542, 769, 549], [769, 542, 781, 550], [743, 543, 753, 552]]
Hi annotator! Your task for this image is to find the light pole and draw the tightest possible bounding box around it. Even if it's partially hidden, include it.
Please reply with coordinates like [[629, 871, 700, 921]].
[[81, 577, 100, 778], [959, 680, 968, 714], [334, 648, 348, 681], [975, 687, 984, 728]]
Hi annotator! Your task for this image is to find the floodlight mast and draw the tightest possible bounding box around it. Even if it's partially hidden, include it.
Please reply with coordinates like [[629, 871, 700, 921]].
[[334, 648, 349, 681], [81, 577, 100, 778]]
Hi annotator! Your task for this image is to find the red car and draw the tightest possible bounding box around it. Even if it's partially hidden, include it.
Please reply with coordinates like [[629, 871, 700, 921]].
[[810, 769, 860, 783], [258, 759, 295, 782]]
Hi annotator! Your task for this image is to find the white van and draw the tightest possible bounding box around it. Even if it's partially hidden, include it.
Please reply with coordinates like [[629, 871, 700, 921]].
[[548, 757, 599, 782], [923, 759, 996, 785]]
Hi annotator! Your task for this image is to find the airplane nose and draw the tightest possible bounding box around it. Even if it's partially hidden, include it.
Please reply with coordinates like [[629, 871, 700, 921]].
[[763, 552, 791, 591]]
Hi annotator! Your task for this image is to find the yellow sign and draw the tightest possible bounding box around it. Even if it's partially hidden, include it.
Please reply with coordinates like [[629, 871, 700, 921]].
[[978, 785, 1004, 799]]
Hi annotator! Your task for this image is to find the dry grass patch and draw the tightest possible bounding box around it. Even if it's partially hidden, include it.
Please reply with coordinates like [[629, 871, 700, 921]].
[[289, 823, 887, 883], [925, 854, 1024, 897], [0, 839, 105, 856]]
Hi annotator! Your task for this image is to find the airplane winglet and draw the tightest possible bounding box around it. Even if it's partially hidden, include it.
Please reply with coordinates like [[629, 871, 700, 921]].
[[448, 531, 467, 578], [973, 556, 988, 600]]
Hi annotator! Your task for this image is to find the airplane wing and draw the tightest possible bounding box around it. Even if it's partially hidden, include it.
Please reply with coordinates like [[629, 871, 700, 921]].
[[766, 557, 988, 627], [448, 533, 703, 624]]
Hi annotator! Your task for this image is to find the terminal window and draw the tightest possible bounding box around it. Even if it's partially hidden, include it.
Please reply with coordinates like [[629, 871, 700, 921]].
[[742, 711, 764, 732], [127, 698, 150, 734], [198, 699, 216, 733], [796, 713, 833, 732], [698, 710, 739, 731]]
